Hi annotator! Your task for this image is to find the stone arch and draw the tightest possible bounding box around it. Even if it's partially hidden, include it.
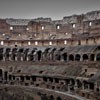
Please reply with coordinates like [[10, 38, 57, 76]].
[[96, 53, 100, 61], [51, 48, 57, 61], [69, 54, 74, 61], [4, 71, 8, 80], [0, 69, 3, 78], [0, 48, 3, 61], [5, 48, 11, 60], [56, 97, 62, 100], [37, 50, 42, 61], [90, 54, 95, 61], [76, 79, 82, 88], [56, 54, 61, 61], [0, 53, 3, 61], [43, 48, 50, 60], [49, 95, 55, 100], [83, 54, 88, 61], [62, 53, 67, 61], [90, 74, 94, 77], [75, 54, 81, 61], [12, 48, 17, 61]]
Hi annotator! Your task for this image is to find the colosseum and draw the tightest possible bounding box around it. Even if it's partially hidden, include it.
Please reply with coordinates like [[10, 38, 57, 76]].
[[0, 10, 100, 100]]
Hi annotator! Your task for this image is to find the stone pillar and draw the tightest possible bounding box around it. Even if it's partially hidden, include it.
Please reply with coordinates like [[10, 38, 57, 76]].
[[15, 56, 18, 61], [3, 54, 5, 61], [87, 84, 90, 90], [82, 83, 85, 90], [9, 53, 12, 61], [80, 55, 83, 61], [94, 55, 97, 61], [68, 84, 71, 92], [21, 56, 23, 61], [74, 80, 78, 90], [26, 56, 29, 61]]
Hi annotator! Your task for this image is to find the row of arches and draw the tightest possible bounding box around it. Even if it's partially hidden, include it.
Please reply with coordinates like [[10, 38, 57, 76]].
[[0, 47, 100, 62], [61, 53, 100, 62]]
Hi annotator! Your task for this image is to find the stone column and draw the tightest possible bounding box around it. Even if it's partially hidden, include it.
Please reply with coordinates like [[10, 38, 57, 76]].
[[15, 55, 18, 61], [82, 83, 85, 90], [21, 56, 23, 61], [3, 54, 5, 61], [26, 55, 29, 61], [94, 55, 97, 61], [80, 55, 83, 61]]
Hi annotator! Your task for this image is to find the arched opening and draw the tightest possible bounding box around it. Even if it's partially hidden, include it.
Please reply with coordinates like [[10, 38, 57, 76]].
[[56, 54, 61, 61], [30, 54, 34, 61], [69, 54, 74, 61], [96, 54, 100, 61], [62, 53, 67, 61], [83, 54, 88, 61], [49, 95, 54, 100], [6, 48, 10, 59], [0, 69, 2, 78], [20, 76, 24, 82], [4, 71, 7, 80], [51, 48, 56, 61], [77, 80, 82, 88], [12, 54, 16, 61], [75, 54, 81, 61], [0, 54, 3, 61], [90, 74, 94, 77], [90, 54, 95, 61], [56, 97, 62, 100], [90, 83, 94, 90], [37, 51, 42, 61]]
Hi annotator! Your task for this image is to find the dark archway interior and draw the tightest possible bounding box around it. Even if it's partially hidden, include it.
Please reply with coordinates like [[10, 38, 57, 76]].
[[90, 54, 95, 61], [69, 55, 74, 61], [83, 54, 88, 61], [62, 53, 67, 61], [96, 54, 100, 61], [75, 54, 81, 61], [37, 51, 42, 61], [0, 69, 2, 78]]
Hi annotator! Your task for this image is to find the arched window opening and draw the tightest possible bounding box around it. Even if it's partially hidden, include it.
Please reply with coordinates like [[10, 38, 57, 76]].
[[57, 97, 62, 100], [90, 54, 95, 61], [83, 54, 88, 61], [75, 54, 81, 61], [0, 69, 2, 78], [96, 54, 100, 61], [56, 55, 61, 61], [69, 54, 74, 61], [62, 53, 67, 61], [20, 76, 24, 81], [50, 95, 54, 100], [37, 51, 42, 61], [90, 83, 94, 90], [90, 74, 94, 77], [4, 71, 7, 80], [12, 54, 16, 61], [0, 54, 3, 61], [30, 54, 34, 61]]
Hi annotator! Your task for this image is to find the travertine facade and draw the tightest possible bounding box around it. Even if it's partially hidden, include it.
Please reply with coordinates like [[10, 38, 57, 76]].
[[0, 10, 100, 100]]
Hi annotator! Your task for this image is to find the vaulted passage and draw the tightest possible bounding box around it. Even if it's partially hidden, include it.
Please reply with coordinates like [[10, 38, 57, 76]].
[[0, 54, 3, 61], [37, 51, 42, 61], [83, 54, 88, 61], [56, 97, 62, 100], [75, 54, 81, 61], [96, 54, 100, 61], [69, 55, 74, 61], [62, 53, 67, 61], [90, 54, 95, 61], [0, 69, 2, 78]]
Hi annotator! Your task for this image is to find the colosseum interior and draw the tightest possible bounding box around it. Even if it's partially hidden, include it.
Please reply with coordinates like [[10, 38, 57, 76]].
[[0, 10, 100, 100]]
